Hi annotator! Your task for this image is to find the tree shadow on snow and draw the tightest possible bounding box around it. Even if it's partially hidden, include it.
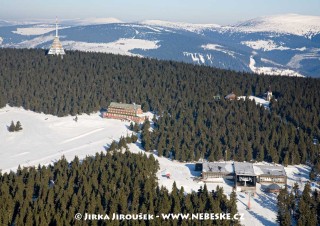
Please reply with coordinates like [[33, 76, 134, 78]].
[[248, 210, 277, 226], [237, 197, 277, 226], [254, 193, 277, 213]]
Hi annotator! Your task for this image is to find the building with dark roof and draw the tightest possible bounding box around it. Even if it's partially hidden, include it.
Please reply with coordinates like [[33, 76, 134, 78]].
[[266, 183, 282, 193]]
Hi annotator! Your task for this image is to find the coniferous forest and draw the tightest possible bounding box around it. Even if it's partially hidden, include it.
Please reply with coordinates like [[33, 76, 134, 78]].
[[277, 182, 320, 226], [0, 151, 239, 226], [0, 48, 319, 165]]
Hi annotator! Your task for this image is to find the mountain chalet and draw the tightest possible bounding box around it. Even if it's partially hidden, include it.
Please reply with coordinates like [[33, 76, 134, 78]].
[[103, 102, 146, 123]]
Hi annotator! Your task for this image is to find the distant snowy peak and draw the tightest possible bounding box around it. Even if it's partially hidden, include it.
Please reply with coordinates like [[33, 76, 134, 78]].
[[141, 15, 320, 37], [67, 17, 123, 26], [140, 20, 221, 33], [234, 14, 320, 38]]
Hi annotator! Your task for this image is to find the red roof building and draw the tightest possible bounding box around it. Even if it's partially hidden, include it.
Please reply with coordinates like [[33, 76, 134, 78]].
[[103, 102, 146, 123], [225, 92, 237, 100]]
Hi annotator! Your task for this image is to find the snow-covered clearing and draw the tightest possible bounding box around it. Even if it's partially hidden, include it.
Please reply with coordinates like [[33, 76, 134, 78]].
[[241, 40, 290, 51], [287, 50, 320, 69], [13, 27, 56, 36], [184, 44, 239, 65], [249, 53, 305, 77], [261, 58, 285, 68], [201, 44, 237, 58], [12, 25, 69, 36], [241, 40, 308, 52], [238, 96, 270, 108], [0, 106, 133, 173], [183, 52, 215, 64], [62, 38, 160, 56], [183, 52, 206, 64], [121, 24, 163, 33], [14, 35, 54, 48]]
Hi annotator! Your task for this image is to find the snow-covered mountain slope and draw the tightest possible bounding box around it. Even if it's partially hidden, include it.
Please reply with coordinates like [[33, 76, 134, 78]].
[[12, 24, 70, 36], [66, 17, 123, 26], [233, 14, 320, 39], [0, 14, 319, 77], [241, 40, 291, 51], [141, 20, 221, 33], [62, 38, 159, 56], [249, 53, 305, 77], [0, 106, 134, 173]]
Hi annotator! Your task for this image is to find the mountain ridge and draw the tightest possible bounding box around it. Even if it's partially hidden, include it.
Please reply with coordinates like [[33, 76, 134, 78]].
[[0, 14, 319, 77]]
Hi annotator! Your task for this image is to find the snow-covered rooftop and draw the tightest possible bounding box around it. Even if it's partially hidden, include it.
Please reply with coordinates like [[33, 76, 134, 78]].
[[109, 102, 142, 110], [234, 162, 255, 176], [254, 164, 286, 176], [202, 162, 234, 173]]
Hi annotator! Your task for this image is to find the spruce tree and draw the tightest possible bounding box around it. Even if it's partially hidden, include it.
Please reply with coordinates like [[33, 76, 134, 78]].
[[141, 120, 152, 152], [228, 190, 239, 224], [277, 187, 291, 226], [15, 121, 22, 131], [8, 121, 15, 132]]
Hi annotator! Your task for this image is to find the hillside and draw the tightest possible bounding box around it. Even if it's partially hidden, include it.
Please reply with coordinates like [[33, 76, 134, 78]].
[[0, 48, 319, 166], [0, 106, 132, 173], [0, 105, 314, 226], [233, 14, 320, 38]]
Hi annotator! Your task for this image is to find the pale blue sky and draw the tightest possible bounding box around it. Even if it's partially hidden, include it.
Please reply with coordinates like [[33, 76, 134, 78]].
[[1, 0, 320, 25]]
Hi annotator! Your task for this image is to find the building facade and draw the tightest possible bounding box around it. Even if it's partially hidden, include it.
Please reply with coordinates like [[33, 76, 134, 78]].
[[266, 183, 282, 193], [103, 102, 146, 123], [254, 164, 287, 185], [234, 162, 257, 192], [202, 162, 234, 181], [199, 161, 287, 192], [264, 86, 273, 101]]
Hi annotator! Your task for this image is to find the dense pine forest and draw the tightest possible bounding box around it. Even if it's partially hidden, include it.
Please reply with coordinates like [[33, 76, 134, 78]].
[[277, 183, 320, 226], [0, 151, 239, 226], [0, 48, 319, 165]]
